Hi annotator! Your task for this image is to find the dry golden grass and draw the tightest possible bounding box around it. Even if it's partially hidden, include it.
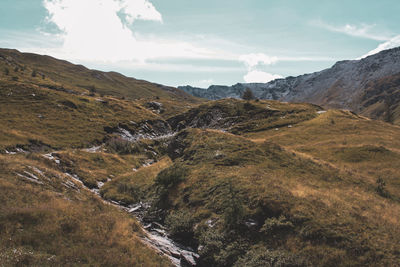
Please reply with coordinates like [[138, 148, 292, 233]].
[[101, 157, 173, 204], [0, 154, 171, 266]]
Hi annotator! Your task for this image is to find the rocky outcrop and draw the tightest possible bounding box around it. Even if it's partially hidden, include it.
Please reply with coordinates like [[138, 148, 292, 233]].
[[144, 101, 165, 114], [104, 119, 173, 142]]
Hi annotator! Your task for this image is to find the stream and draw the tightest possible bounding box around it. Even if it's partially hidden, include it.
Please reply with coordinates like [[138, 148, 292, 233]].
[[64, 169, 199, 267], [6, 139, 199, 266]]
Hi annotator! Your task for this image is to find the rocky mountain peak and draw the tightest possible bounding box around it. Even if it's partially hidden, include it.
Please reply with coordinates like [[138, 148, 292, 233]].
[[179, 46, 400, 124]]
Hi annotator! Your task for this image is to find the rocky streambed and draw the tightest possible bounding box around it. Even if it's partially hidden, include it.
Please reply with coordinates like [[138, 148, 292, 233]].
[[128, 203, 199, 266], [65, 171, 199, 267]]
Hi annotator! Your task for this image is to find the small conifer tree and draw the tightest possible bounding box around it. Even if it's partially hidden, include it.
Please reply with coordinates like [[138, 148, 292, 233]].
[[242, 88, 254, 100]]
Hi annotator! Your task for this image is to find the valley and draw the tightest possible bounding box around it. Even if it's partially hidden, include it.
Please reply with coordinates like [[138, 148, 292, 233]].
[[1, 49, 400, 266]]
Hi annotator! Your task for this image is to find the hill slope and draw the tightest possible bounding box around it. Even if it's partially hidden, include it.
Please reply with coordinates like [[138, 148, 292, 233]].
[[97, 99, 400, 266], [0, 48, 198, 102], [179, 47, 400, 125]]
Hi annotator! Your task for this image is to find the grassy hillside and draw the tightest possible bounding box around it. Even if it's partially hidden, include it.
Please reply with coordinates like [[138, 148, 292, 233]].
[[1, 50, 399, 266], [0, 48, 199, 102], [0, 50, 198, 266], [0, 81, 161, 149], [99, 100, 400, 266], [0, 152, 171, 266]]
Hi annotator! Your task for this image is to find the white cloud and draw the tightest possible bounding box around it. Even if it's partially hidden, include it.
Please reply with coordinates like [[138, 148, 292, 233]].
[[239, 53, 278, 68], [359, 35, 400, 58], [314, 20, 400, 60], [243, 70, 282, 83], [23, 1, 339, 84], [119, 0, 162, 24], [239, 53, 282, 83], [41, 0, 232, 63], [315, 21, 390, 41]]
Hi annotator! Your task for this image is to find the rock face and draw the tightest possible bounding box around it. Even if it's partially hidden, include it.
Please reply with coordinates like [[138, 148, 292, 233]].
[[179, 47, 400, 123]]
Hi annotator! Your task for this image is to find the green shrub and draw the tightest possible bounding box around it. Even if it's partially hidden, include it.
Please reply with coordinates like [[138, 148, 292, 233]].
[[155, 164, 187, 188], [117, 183, 139, 198], [223, 182, 245, 229], [105, 137, 139, 154], [234, 246, 308, 267], [198, 228, 225, 266], [376, 177, 390, 198], [165, 210, 194, 242], [216, 239, 248, 267], [260, 215, 294, 236]]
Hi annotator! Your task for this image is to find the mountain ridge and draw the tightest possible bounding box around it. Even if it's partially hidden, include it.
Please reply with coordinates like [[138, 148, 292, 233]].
[[179, 46, 400, 124]]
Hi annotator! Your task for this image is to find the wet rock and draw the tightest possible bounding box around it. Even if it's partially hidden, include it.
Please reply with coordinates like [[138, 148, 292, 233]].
[[43, 153, 61, 164], [95, 98, 108, 104], [245, 219, 258, 228], [128, 205, 142, 213], [180, 251, 199, 267], [205, 218, 217, 228]]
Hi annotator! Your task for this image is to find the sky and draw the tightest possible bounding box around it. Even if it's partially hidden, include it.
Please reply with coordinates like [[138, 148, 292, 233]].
[[1, 0, 400, 88]]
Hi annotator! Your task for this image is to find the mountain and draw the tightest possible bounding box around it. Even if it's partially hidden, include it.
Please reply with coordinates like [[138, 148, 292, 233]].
[[1, 49, 400, 266], [179, 47, 400, 124]]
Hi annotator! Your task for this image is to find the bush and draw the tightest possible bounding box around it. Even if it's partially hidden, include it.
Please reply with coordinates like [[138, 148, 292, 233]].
[[155, 164, 187, 188], [4, 67, 9, 75], [89, 85, 96, 93], [234, 246, 308, 267], [223, 182, 245, 229], [165, 210, 194, 242], [215, 239, 248, 267], [197, 228, 225, 266], [376, 177, 390, 198], [117, 183, 138, 197], [260, 215, 294, 236], [105, 137, 138, 154]]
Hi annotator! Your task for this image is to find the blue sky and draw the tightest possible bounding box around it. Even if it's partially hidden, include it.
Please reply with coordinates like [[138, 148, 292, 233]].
[[1, 0, 399, 87]]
